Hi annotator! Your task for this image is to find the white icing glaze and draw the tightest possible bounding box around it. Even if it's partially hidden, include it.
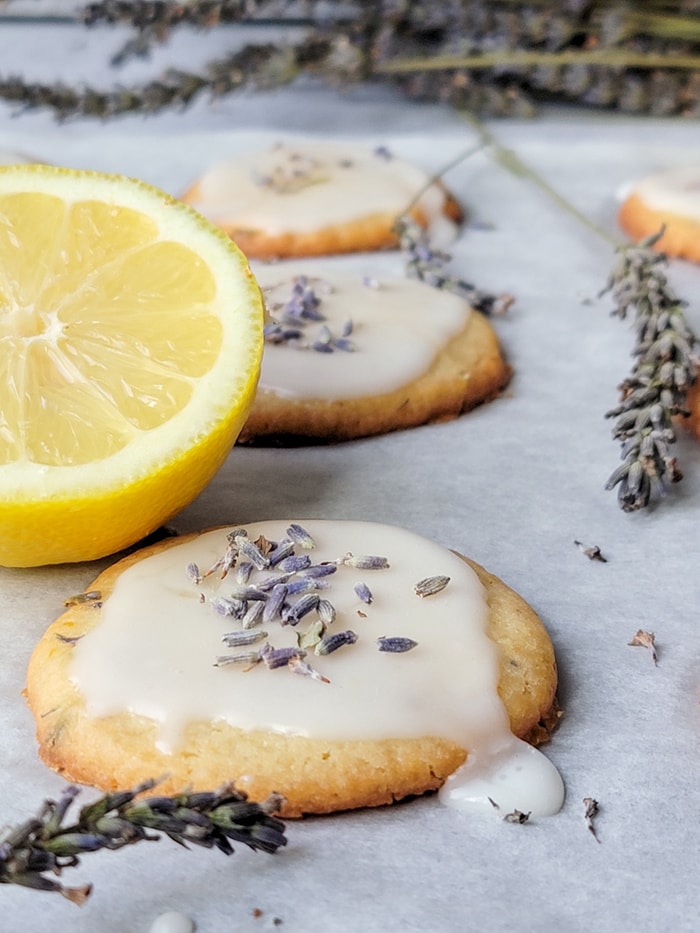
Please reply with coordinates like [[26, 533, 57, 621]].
[[148, 911, 195, 933], [634, 165, 700, 215], [188, 141, 454, 238], [69, 521, 564, 818], [253, 267, 471, 400]]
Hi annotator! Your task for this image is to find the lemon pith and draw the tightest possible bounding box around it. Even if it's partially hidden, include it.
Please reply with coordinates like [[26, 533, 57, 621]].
[[0, 165, 264, 567]]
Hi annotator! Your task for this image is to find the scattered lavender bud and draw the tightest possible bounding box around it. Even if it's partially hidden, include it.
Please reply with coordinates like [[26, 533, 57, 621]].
[[241, 601, 265, 630], [277, 554, 312, 573], [260, 644, 306, 670], [185, 563, 201, 586], [263, 584, 289, 624], [287, 523, 316, 549], [221, 630, 269, 647], [288, 657, 330, 683], [374, 145, 393, 160], [214, 651, 262, 667], [354, 582, 373, 605], [343, 554, 390, 570], [256, 572, 293, 592], [237, 537, 270, 571], [573, 540, 608, 562], [301, 562, 337, 578], [268, 538, 296, 566], [414, 575, 450, 597], [228, 585, 267, 602], [377, 636, 418, 653], [315, 630, 358, 655], [210, 597, 242, 618], [226, 527, 247, 543], [282, 593, 320, 625], [286, 577, 330, 595], [316, 598, 336, 625], [236, 561, 254, 583]]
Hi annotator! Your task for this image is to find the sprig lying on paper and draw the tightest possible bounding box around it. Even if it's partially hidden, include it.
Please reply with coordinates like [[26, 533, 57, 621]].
[[602, 231, 699, 511], [0, 780, 286, 905], [459, 112, 700, 512]]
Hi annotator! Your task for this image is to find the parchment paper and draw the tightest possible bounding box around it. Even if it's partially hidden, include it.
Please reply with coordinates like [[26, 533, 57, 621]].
[[0, 36, 698, 932]]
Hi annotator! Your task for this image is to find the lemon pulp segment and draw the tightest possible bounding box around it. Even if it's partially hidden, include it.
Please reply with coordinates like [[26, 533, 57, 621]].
[[0, 194, 225, 466]]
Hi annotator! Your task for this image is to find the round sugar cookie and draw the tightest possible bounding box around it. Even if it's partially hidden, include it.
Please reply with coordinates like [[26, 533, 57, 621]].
[[239, 268, 510, 444], [618, 166, 700, 262], [181, 141, 463, 260], [26, 521, 561, 818]]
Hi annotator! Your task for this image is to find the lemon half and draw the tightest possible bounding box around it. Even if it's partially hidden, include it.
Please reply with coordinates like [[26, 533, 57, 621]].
[[0, 165, 263, 567]]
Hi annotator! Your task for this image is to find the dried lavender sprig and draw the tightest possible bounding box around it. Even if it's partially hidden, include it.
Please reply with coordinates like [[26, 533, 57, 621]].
[[0, 780, 286, 904], [394, 214, 513, 316], [602, 231, 700, 511]]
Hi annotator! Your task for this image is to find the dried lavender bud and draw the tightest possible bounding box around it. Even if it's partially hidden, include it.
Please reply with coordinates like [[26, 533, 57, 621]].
[[288, 657, 330, 683], [202, 543, 237, 580], [315, 630, 358, 655], [221, 630, 269, 648], [316, 598, 336, 625], [236, 561, 254, 584], [268, 538, 295, 566], [301, 563, 337, 578], [573, 540, 607, 562], [414, 575, 450, 597], [277, 554, 312, 573], [286, 577, 330, 595], [503, 810, 531, 824], [226, 528, 248, 543], [354, 582, 373, 604], [376, 636, 418, 653], [210, 597, 244, 618], [214, 651, 262, 667], [263, 584, 289, 624], [260, 644, 306, 670], [185, 563, 201, 586], [282, 593, 320, 625], [342, 554, 390, 570], [286, 523, 316, 549], [583, 797, 601, 842], [228, 585, 267, 602], [255, 573, 293, 592], [241, 601, 265, 630], [236, 537, 271, 571]]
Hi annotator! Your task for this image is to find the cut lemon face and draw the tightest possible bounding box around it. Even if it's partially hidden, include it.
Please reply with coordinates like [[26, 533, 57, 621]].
[[0, 165, 263, 567]]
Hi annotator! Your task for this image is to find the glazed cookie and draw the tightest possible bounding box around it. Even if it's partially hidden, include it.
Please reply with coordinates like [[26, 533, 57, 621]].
[[238, 268, 510, 443], [181, 141, 462, 259], [27, 521, 563, 818], [619, 166, 700, 261]]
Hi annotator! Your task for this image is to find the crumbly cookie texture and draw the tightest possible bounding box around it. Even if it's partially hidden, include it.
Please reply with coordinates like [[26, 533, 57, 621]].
[[618, 166, 700, 262], [239, 271, 511, 444], [181, 141, 463, 259], [26, 524, 557, 818]]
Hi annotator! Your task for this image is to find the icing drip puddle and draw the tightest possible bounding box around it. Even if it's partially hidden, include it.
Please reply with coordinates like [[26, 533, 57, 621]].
[[70, 521, 564, 819]]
